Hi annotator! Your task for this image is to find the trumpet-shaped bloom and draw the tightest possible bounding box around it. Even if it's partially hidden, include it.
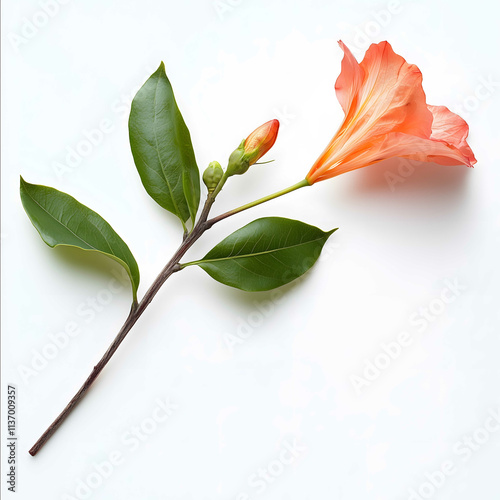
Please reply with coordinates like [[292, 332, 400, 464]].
[[306, 41, 476, 184]]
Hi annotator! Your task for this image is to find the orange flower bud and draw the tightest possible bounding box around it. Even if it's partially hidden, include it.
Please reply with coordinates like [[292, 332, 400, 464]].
[[227, 119, 280, 176], [244, 119, 280, 166]]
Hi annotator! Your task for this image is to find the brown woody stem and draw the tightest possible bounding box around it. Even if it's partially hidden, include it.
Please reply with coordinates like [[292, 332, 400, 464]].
[[29, 196, 216, 456], [29, 176, 307, 456]]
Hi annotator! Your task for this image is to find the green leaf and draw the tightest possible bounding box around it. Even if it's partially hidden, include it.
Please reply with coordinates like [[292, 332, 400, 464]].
[[188, 217, 337, 292], [20, 177, 140, 301], [129, 62, 200, 227]]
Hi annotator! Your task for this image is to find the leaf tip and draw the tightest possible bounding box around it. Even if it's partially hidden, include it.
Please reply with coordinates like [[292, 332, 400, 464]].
[[19, 175, 31, 196], [324, 227, 339, 240]]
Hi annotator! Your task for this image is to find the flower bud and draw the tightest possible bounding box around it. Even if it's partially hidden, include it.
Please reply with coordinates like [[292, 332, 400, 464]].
[[226, 139, 249, 176], [226, 119, 280, 176], [203, 161, 224, 193]]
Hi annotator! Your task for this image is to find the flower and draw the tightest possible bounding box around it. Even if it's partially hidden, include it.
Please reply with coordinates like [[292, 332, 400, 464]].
[[227, 119, 280, 176], [306, 41, 476, 184]]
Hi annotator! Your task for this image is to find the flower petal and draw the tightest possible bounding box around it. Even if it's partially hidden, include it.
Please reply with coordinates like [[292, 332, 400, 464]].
[[428, 105, 476, 165], [391, 132, 476, 167], [335, 41, 364, 119], [352, 41, 432, 139], [310, 128, 475, 182]]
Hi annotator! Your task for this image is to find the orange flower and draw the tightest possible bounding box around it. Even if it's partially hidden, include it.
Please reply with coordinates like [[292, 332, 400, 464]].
[[306, 41, 476, 184]]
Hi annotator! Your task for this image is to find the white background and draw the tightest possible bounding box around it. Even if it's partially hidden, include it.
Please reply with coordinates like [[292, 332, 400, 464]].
[[2, 0, 500, 498]]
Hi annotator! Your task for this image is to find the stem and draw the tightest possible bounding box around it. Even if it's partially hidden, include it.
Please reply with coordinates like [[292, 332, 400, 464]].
[[29, 178, 309, 456], [206, 178, 310, 228], [29, 196, 216, 456]]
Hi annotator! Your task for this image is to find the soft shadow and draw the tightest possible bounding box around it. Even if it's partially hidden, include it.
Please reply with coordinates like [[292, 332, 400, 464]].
[[350, 158, 470, 199], [327, 158, 476, 259], [47, 244, 127, 283], [209, 266, 318, 313], [328, 158, 475, 231]]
